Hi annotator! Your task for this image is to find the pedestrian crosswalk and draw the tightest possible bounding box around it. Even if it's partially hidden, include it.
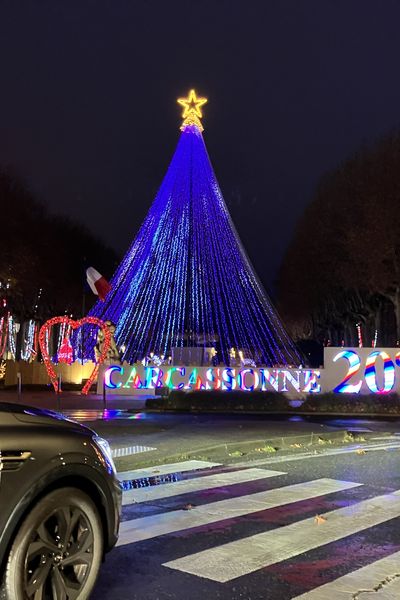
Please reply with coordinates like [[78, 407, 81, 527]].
[[121, 466, 286, 505], [116, 459, 400, 598], [292, 550, 400, 599], [164, 489, 400, 582], [118, 477, 360, 545]]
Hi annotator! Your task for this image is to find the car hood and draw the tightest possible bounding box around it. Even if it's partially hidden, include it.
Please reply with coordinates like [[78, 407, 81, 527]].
[[0, 402, 95, 433]]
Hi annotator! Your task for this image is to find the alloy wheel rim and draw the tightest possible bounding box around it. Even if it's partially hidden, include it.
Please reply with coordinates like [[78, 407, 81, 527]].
[[24, 505, 94, 600]]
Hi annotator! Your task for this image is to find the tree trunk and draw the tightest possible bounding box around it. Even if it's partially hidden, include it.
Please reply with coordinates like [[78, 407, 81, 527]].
[[394, 287, 400, 345], [374, 305, 381, 347]]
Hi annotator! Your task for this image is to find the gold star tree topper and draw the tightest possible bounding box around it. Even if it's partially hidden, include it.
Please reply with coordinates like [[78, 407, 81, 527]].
[[177, 89, 208, 131]]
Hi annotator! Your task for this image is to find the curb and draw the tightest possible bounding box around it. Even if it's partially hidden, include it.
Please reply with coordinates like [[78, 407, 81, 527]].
[[142, 408, 400, 418], [110, 429, 354, 469]]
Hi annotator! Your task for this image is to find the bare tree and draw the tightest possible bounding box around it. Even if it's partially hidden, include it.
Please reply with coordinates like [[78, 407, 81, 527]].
[[0, 169, 118, 321], [278, 132, 400, 345]]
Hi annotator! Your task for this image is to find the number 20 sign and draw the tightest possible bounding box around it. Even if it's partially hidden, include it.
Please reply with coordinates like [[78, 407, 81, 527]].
[[330, 349, 398, 394]]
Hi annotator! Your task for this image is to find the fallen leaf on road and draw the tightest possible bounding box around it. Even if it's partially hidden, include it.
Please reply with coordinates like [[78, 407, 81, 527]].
[[318, 437, 333, 445], [255, 446, 276, 454], [229, 450, 245, 457], [314, 515, 327, 525], [290, 443, 302, 448], [356, 449, 367, 455]]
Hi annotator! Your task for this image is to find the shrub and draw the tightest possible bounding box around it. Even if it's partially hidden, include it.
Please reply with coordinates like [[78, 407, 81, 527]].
[[146, 390, 291, 412], [300, 393, 400, 414]]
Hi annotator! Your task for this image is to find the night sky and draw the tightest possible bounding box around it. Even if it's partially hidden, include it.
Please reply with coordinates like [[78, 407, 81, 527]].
[[1, 1, 399, 294]]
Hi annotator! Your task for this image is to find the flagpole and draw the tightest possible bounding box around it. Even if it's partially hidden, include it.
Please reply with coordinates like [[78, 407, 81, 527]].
[[81, 258, 86, 365]]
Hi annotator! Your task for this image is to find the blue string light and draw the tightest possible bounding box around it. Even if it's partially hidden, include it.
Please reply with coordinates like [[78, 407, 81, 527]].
[[87, 116, 300, 367]]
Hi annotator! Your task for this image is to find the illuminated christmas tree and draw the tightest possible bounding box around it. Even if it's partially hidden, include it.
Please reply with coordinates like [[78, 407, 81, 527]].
[[88, 91, 300, 366]]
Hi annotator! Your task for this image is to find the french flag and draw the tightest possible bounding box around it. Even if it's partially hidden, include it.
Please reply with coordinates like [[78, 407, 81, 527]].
[[86, 267, 111, 302]]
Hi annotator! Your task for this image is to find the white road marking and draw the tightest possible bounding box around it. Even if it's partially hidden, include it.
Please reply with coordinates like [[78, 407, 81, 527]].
[[164, 489, 400, 582], [112, 445, 157, 458], [233, 442, 400, 467], [117, 460, 221, 482], [293, 550, 400, 599], [121, 467, 285, 505], [370, 436, 399, 441], [117, 478, 360, 546]]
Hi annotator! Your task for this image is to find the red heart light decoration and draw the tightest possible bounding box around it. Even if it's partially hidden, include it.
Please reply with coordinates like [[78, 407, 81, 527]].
[[39, 316, 111, 395]]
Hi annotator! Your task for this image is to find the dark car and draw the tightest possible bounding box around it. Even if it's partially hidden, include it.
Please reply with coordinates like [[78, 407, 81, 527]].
[[0, 402, 122, 600]]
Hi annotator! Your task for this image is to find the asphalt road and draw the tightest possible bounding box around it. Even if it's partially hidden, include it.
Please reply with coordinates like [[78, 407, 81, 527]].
[[94, 441, 400, 600]]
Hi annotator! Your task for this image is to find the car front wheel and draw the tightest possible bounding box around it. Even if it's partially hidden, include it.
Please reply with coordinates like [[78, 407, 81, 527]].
[[3, 487, 103, 600]]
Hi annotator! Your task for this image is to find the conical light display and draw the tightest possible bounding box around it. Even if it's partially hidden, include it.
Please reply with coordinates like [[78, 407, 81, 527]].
[[88, 91, 301, 366]]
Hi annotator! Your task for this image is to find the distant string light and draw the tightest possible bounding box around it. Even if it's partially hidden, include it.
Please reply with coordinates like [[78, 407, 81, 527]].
[[33, 287, 43, 315], [56, 321, 71, 357], [373, 329, 378, 348], [0, 315, 8, 358], [45, 327, 50, 359], [57, 321, 66, 354], [57, 335, 73, 364], [356, 323, 363, 348], [7, 314, 16, 359], [21, 320, 37, 361]]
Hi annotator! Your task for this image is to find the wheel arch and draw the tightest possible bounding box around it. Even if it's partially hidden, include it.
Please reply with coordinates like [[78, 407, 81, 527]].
[[0, 467, 114, 581]]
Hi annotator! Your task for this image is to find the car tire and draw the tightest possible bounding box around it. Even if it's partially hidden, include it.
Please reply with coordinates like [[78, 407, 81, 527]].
[[3, 487, 103, 600]]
